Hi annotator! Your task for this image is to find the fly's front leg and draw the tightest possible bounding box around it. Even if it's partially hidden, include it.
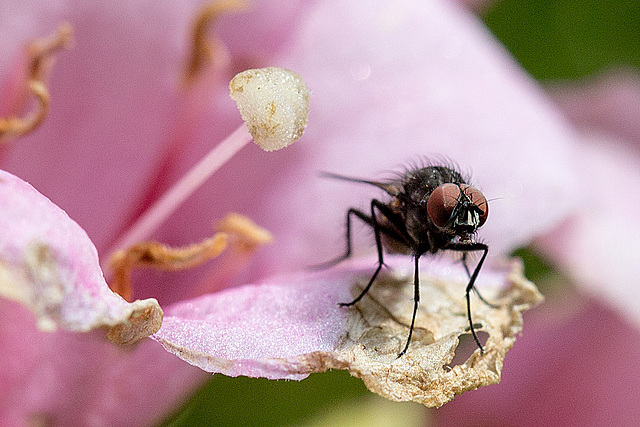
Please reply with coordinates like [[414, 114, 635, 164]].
[[461, 252, 499, 309], [446, 242, 489, 352]]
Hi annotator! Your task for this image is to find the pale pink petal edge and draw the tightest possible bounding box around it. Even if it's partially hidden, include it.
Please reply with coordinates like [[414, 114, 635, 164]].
[[0, 169, 161, 341]]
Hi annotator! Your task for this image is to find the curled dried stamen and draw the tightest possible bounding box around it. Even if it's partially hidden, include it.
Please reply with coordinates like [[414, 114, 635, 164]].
[[108, 213, 271, 301], [184, 0, 249, 85], [0, 23, 72, 143], [216, 212, 274, 252], [109, 234, 228, 302]]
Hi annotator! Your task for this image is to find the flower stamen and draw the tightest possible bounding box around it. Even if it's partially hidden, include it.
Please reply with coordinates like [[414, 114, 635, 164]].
[[108, 213, 271, 301], [107, 67, 308, 258], [216, 212, 274, 251], [184, 0, 249, 86], [108, 124, 253, 255], [0, 23, 72, 143]]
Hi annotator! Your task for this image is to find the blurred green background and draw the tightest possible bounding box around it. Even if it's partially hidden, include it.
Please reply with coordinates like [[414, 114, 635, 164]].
[[159, 0, 640, 425], [485, 0, 639, 79]]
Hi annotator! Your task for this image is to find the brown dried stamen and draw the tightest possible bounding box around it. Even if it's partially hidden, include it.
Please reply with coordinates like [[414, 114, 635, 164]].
[[0, 23, 72, 143], [183, 0, 249, 85], [215, 212, 274, 252], [108, 213, 271, 301]]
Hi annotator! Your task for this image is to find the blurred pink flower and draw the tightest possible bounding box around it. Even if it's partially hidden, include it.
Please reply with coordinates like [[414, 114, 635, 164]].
[[431, 50, 640, 427], [536, 70, 640, 324], [5, 0, 637, 425]]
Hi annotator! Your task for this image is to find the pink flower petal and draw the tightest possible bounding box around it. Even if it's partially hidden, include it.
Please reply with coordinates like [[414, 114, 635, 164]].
[[0, 168, 191, 425], [154, 0, 581, 298], [0, 304, 205, 427], [535, 134, 640, 327], [0, 169, 161, 342], [153, 255, 542, 406], [1, 1, 202, 251], [548, 69, 640, 149], [155, 273, 350, 380], [537, 70, 640, 328]]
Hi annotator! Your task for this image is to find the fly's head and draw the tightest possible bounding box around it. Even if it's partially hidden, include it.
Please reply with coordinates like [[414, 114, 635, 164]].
[[426, 183, 488, 241]]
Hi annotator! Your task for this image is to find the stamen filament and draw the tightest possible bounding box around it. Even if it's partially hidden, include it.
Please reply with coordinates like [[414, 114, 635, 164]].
[[108, 124, 253, 258], [0, 81, 50, 142]]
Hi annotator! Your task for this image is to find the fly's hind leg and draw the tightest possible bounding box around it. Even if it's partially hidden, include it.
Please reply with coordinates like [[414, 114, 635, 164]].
[[397, 254, 421, 358], [311, 207, 362, 271], [339, 200, 392, 307]]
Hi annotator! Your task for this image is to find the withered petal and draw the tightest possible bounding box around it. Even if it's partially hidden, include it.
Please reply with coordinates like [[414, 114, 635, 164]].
[[152, 256, 541, 406]]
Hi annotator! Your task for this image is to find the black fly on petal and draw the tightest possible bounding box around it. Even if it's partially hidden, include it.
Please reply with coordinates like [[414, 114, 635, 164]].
[[319, 161, 491, 357]]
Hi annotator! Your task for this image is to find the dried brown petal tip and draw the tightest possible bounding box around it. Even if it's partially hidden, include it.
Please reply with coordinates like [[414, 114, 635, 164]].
[[309, 258, 542, 407], [105, 299, 164, 345], [0, 23, 72, 143]]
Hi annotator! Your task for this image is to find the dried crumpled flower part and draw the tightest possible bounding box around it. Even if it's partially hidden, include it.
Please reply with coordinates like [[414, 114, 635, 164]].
[[153, 255, 542, 407], [0, 170, 162, 345]]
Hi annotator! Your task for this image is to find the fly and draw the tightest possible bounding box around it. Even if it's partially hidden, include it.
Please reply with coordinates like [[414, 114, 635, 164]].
[[320, 162, 492, 357]]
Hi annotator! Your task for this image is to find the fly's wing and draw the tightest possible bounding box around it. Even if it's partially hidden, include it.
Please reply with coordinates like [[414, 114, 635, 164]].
[[320, 172, 402, 196]]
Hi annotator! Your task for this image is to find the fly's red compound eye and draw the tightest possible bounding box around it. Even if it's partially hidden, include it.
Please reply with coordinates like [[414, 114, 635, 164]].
[[427, 184, 489, 229], [426, 183, 460, 229], [461, 184, 489, 226]]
